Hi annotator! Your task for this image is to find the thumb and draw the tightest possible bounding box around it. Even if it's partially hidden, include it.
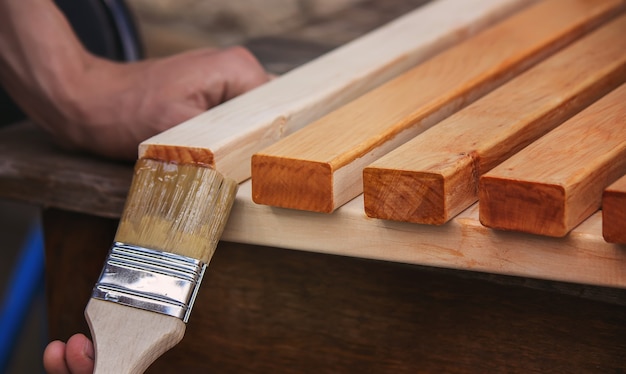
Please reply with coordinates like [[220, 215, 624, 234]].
[[65, 334, 95, 374]]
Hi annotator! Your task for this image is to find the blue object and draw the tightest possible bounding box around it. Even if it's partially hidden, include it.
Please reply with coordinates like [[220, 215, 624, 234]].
[[0, 221, 45, 373]]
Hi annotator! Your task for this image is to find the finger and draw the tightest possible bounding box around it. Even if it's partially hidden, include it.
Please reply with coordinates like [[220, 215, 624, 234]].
[[65, 334, 95, 374], [43, 341, 70, 374], [207, 46, 271, 101]]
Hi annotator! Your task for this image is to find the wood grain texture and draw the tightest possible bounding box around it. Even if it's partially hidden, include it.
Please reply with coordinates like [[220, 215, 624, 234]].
[[0, 122, 132, 219], [140, 0, 536, 182], [363, 14, 626, 225], [12, 122, 624, 289], [2, 84, 623, 290], [603, 174, 626, 244], [13, 1, 624, 371], [0, 0, 441, 220], [251, 0, 623, 213], [44, 210, 626, 373], [85, 299, 185, 374], [44, 209, 118, 340], [479, 83, 626, 237], [225, 181, 626, 288]]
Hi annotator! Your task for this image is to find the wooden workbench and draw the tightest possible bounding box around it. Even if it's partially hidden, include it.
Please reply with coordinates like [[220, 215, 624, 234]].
[[1, 1, 625, 372]]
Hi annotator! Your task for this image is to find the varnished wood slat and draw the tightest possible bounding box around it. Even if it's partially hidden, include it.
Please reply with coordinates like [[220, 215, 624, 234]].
[[251, 0, 623, 213], [19, 110, 623, 289], [140, 0, 535, 181], [479, 83, 626, 237], [0, 1, 436, 219], [363, 14, 626, 225], [7, 124, 623, 288], [0, 0, 510, 218], [603, 174, 626, 244]]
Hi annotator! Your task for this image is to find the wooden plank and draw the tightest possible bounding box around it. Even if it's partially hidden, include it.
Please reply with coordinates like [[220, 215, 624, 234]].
[[7, 119, 624, 288], [45, 214, 626, 373], [479, 83, 626, 237], [222, 181, 626, 289], [363, 14, 626, 225], [0, 0, 527, 218], [251, 0, 623, 213], [0, 122, 133, 219], [603, 174, 626, 244], [140, 0, 537, 181]]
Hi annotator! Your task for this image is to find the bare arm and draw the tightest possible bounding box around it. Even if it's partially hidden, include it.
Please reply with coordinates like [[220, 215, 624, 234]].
[[0, 0, 269, 159]]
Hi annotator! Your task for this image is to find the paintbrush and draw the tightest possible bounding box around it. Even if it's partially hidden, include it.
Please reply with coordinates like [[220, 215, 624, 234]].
[[85, 158, 237, 373]]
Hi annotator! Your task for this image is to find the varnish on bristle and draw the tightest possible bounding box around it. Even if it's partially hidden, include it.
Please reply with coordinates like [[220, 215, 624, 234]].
[[115, 159, 238, 263]]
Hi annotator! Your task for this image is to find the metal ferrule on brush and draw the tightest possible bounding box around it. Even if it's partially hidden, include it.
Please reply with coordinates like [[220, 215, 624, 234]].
[[91, 242, 206, 323]]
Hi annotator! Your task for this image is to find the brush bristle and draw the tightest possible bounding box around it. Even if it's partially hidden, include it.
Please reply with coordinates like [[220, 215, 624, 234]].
[[115, 159, 238, 263]]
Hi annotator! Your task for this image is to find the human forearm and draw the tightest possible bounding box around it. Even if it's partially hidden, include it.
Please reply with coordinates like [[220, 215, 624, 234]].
[[0, 0, 269, 159], [0, 0, 95, 134], [0, 0, 163, 158]]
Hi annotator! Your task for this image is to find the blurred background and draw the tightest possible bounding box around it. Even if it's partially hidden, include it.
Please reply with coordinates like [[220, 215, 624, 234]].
[[128, 0, 364, 56]]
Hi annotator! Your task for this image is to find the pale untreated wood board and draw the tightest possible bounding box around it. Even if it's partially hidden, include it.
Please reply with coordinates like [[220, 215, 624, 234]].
[[251, 0, 623, 213], [363, 14, 626, 225], [479, 83, 626, 237], [222, 181, 626, 289], [603, 174, 626, 244], [140, 0, 537, 182]]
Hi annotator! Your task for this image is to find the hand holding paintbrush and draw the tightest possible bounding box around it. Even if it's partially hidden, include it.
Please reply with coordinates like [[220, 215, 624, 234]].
[[0, 0, 269, 162], [45, 160, 239, 374], [85, 160, 238, 373]]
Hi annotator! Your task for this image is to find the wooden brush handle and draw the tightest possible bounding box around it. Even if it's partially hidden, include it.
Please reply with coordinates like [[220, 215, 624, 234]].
[[85, 299, 186, 374]]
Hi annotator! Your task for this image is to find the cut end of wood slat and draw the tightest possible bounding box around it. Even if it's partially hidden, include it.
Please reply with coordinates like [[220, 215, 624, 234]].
[[363, 167, 446, 225], [251, 154, 334, 213], [602, 176, 626, 244], [479, 175, 568, 237], [139, 144, 216, 168], [363, 152, 476, 225]]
